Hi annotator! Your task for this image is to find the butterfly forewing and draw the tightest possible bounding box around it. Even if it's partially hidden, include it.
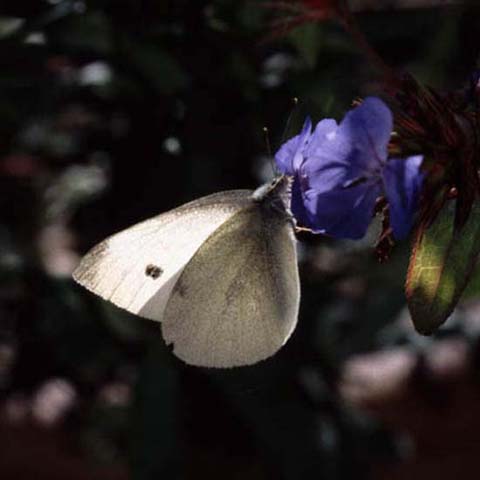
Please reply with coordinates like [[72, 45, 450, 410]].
[[161, 200, 300, 368], [73, 190, 252, 321]]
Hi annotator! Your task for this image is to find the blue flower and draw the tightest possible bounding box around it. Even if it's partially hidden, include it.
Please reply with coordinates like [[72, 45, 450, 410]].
[[275, 97, 424, 240]]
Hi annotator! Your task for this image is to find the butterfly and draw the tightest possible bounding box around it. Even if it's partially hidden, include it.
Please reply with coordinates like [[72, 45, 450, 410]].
[[73, 176, 300, 368]]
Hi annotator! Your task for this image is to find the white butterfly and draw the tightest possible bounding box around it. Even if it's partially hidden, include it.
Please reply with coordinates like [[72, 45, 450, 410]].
[[73, 176, 300, 368]]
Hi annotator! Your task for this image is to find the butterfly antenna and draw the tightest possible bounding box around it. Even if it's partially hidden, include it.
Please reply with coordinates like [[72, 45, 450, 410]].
[[263, 126, 276, 176], [263, 126, 273, 157], [264, 98, 302, 177], [280, 97, 299, 144]]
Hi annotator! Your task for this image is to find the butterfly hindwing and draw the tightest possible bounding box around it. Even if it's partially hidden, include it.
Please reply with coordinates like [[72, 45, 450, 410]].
[[161, 200, 300, 367]]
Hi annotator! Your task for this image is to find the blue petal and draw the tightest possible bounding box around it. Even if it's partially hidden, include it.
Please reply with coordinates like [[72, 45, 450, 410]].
[[304, 119, 338, 157], [300, 98, 393, 194], [303, 153, 370, 195], [382, 155, 424, 240], [301, 181, 382, 239], [338, 97, 393, 171], [274, 117, 312, 175]]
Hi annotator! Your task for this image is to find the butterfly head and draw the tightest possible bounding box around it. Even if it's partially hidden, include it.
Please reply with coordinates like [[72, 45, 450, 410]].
[[253, 175, 291, 200], [252, 175, 293, 221]]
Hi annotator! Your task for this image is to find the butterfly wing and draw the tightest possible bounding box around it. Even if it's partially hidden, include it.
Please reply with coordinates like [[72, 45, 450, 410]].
[[161, 202, 300, 368], [73, 190, 252, 321]]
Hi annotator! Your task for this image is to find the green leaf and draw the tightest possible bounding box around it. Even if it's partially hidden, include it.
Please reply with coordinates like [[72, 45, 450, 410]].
[[406, 198, 480, 334], [118, 39, 188, 95], [288, 23, 324, 69]]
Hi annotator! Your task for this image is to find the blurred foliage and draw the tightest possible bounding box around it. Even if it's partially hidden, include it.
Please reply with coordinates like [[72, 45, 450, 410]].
[[1, 1, 480, 479]]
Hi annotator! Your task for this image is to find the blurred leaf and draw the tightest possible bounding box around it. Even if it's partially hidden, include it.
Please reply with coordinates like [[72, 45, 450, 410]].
[[406, 198, 480, 334], [417, 9, 461, 86], [130, 344, 181, 480], [206, 0, 266, 33], [0, 17, 25, 38], [228, 52, 259, 101], [118, 39, 188, 95], [461, 261, 480, 299], [209, 357, 324, 480], [48, 11, 113, 56], [82, 403, 130, 465], [100, 302, 148, 343], [38, 277, 125, 383], [288, 23, 324, 69], [236, 1, 267, 32]]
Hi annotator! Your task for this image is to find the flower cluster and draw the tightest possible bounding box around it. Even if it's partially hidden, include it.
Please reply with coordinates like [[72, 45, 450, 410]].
[[275, 97, 424, 240], [268, 0, 480, 334]]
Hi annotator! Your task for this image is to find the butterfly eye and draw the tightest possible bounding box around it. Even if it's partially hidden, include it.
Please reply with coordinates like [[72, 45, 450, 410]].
[[270, 176, 283, 189]]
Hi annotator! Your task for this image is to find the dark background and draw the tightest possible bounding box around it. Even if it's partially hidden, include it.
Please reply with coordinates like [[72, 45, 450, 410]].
[[2, 1, 480, 479]]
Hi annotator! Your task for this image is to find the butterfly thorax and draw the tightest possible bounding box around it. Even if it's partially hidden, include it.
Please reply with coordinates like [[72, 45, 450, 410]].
[[252, 175, 293, 222]]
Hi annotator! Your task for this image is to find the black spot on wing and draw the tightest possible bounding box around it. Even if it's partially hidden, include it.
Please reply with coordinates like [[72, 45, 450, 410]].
[[145, 264, 163, 279]]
